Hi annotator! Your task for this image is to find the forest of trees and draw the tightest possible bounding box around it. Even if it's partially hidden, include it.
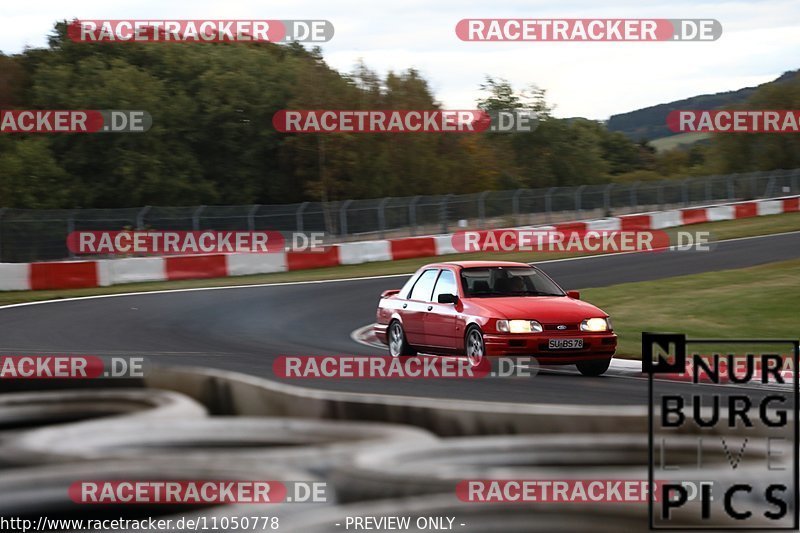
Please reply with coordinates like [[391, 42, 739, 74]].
[[0, 22, 798, 209]]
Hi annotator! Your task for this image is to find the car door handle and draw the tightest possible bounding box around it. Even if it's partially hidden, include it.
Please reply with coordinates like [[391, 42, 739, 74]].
[[427, 305, 433, 311], [402, 303, 408, 309]]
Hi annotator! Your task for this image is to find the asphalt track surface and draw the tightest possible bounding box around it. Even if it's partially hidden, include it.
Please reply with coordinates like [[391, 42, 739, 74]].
[[1, 231, 798, 405]]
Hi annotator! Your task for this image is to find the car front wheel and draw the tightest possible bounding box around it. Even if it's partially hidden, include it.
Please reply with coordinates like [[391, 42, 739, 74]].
[[388, 321, 415, 357], [576, 358, 612, 376]]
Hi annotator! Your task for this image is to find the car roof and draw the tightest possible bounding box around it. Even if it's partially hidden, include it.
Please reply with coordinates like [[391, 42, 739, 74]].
[[426, 260, 534, 269]]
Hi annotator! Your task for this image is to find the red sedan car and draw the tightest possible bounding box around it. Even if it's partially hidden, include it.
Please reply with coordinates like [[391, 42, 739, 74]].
[[374, 261, 617, 376]]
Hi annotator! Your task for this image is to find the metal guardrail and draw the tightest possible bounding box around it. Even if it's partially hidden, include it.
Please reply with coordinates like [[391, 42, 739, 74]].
[[1, 169, 798, 262]]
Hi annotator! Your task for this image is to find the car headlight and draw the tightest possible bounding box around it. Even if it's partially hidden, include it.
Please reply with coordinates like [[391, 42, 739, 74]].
[[581, 317, 610, 332], [496, 320, 543, 333]]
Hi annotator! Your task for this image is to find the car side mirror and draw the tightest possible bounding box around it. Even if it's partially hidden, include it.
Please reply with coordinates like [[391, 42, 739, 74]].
[[566, 290, 580, 300], [438, 293, 458, 304]]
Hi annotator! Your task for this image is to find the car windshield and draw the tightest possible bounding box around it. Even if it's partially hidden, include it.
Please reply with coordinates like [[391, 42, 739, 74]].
[[460, 267, 565, 298]]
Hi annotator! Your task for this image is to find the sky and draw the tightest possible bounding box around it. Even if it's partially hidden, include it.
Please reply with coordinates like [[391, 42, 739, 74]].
[[2, 0, 799, 120]]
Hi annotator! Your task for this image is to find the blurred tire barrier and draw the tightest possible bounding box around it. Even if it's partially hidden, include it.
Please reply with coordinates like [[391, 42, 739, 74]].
[[0, 389, 206, 448], [329, 434, 776, 502], [0, 459, 325, 533], [143, 365, 649, 436], [0, 417, 436, 475], [281, 491, 781, 532], [0, 364, 781, 529], [280, 494, 649, 532]]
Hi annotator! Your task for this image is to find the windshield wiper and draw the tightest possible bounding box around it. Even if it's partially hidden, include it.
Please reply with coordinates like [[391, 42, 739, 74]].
[[468, 291, 506, 297], [507, 290, 564, 297], [468, 291, 564, 297]]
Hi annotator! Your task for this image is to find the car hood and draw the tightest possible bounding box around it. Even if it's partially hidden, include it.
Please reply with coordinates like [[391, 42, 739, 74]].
[[468, 296, 608, 322]]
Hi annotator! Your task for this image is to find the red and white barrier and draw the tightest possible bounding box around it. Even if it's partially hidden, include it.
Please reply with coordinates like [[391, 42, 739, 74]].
[[0, 263, 29, 291], [98, 256, 166, 286], [1, 195, 798, 291]]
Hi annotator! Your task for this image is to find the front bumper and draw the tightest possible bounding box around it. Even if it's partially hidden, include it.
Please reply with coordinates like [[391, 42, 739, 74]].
[[483, 332, 617, 363]]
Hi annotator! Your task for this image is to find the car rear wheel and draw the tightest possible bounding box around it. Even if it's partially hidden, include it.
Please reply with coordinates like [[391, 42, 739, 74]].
[[465, 327, 485, 368], [576, 358, 612, 376], [388, 321, 415, 357]]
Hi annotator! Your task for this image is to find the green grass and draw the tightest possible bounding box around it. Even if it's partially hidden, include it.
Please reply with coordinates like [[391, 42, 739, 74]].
[[673, 210, 800, 241], [0, 211, 797, 307], [650, 131, 711, 152], [583, 259, 800, 359]]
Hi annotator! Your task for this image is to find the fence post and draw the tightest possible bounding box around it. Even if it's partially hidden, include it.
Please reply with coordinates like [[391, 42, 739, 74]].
[[727, 175, 735, 200], [0, 208, 6, 263], [765, 170, 779, 198], [603, 183, 614, 215], [192, 205, 206, 231], [544, 187, 557, 223], [408, 196, 420, 236], [136, 205, 151, 230], [295, 202, 309, 233], [512, 189, 523, 226], [478, 191, 490, 228], [339, 199, 353, 238], [247, 204, 260, 232], [792, 169, 800, 194], [630, 181, 639, 210], [440, 194, 453, 234], [658, 181, 666, 209], [704, 176, 713, 202], [67, 211, 77, 259], [775, 169, 790, 196], [378, 197, 391, 239], [749, 172, 758, 199], [712, 175, 725, 202], [681, 178, 690, 206], [575, 185, 587, 216]]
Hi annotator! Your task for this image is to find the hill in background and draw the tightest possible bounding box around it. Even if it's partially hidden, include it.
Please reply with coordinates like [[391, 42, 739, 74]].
[[607, 69, 800, 142]]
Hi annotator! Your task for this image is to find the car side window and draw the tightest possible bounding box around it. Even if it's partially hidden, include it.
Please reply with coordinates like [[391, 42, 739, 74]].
[[408, 269, 439, 301], [432, 269, 457, 301], [399, 271, 421, 299]]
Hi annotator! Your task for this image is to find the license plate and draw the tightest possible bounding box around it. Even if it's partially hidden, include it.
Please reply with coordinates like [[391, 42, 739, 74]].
[[548, 338, 583, 349]]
